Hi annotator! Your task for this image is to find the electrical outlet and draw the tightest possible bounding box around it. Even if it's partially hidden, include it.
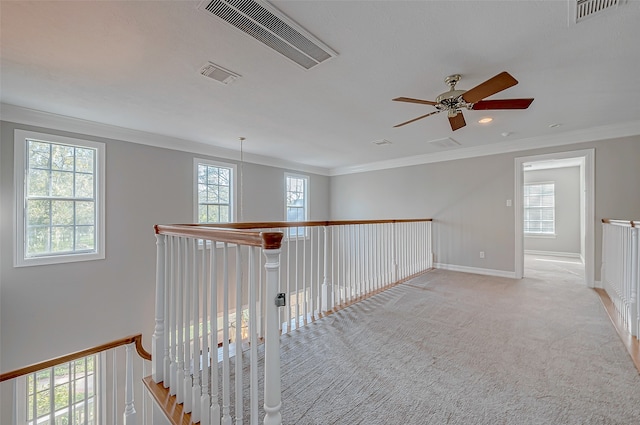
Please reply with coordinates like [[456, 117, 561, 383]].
[[480, 251, 485, 259]]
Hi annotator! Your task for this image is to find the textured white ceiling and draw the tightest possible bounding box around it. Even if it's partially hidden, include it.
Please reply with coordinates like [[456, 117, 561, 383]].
[[2, 1, 639, 173]]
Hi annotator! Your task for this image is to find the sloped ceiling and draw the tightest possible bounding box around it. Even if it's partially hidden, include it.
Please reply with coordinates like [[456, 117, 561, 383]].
[[2, 1, 639, 174]]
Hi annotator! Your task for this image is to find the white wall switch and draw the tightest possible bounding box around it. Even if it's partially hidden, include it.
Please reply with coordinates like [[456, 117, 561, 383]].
[[506, 199, 512, 207], [480, 251, 485, 259]]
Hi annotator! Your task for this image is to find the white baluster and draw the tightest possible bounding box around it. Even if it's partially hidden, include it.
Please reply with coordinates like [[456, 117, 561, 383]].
[[176, 238, 185, 404], [222, 243, 232, 425], [164, 237, 172, 389], [201, 241, 211, 425], [169, 237, 178, 396], [211, 240, 221, 424], [321, 226, 332, 312], [249, 247, 259, 425], [263, 242, 282, 425], [183, 239, 193, 414], [124, 343, 137, 425], [235, 245, 244, 425], [153, 234, 166, 384], [192, 240, 202, 423]]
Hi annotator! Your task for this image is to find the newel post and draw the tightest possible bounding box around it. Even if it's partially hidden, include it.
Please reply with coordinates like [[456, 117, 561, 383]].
[[262, 232, 284, 425], [321, 226, 333, 313], [152, 232, 166, 383]]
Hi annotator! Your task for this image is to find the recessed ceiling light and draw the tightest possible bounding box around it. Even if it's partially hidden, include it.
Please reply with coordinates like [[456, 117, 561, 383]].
[[549, 123, 562, 128], [478, 117, 493, 124], [501, 132, 512, 137]]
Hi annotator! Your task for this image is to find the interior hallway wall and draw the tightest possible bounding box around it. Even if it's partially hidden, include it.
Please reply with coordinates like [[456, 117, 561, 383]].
[[0, 120, 330, 375], [330, 136, 640, 279]]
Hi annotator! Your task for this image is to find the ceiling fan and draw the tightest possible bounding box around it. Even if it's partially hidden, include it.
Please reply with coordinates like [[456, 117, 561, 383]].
[[393, 71, 534, 131]]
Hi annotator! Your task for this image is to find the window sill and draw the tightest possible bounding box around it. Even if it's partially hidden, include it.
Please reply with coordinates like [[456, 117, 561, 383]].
[[524, 233, 557, 239]]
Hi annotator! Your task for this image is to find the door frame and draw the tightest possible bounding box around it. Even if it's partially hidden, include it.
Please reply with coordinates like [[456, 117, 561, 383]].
[[514, 148, 595, 286]]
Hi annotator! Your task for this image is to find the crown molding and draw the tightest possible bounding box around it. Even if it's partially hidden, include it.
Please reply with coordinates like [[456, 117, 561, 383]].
[[329, 120, 640, 176], [0, 103, 331, 176]]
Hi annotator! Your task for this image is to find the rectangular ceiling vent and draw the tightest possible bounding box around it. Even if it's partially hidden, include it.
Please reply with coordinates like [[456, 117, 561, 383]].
[[199, 62, 241, 84], [428, 137, 461, 149], [574, 0, 624, 23], [198, 0, 337, 70]]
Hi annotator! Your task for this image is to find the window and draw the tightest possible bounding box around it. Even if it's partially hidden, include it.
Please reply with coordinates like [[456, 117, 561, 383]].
[[195, 159, 235, 223], [285, 174, 308, 237], [15, 355, 100, 425], [524, 182, 555, 235], [14, 130, 105, 267]]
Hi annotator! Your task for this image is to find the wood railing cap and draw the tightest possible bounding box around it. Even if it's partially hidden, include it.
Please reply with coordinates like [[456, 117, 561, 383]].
[[602, 219, 638, 227], [0, 334, 150, 382]]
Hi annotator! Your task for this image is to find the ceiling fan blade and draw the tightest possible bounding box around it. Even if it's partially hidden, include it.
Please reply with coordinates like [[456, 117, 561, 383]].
[[472, 98, 534, 110], [448, 112, 466, 131], [393, 110, 441, 128], [462, 71, 518, 104], [393, 97, 438, 106]]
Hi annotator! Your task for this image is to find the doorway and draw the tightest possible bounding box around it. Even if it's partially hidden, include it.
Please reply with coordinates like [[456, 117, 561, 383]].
[[514, 149, 595, 286]]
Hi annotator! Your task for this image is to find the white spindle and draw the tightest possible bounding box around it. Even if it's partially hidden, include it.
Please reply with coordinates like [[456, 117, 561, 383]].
[[303, 227, 308, 325], [123, 343, 136, 425], [222, 243, 232, 425], [201, 241, 211, 425], [210, 240, 221, 424], [192, 240, 202, 423], [322, 226, 332, 312], [183, 239, 193, 414], [249, 247, 259, 425], [169, 237, 178, 396], [235, 245, 244, 425], [176, 238, 185, 404], [152, 234, 165, 383], [164, 237, 172, 389], [263, 244, 283, 425]]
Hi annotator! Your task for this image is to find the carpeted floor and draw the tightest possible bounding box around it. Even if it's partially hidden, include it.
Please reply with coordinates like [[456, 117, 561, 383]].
[[269, 257, 640, 424]]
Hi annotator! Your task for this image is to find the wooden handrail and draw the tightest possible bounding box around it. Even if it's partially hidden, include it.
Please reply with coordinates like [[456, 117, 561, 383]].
[[0, 334, 151, 382], [155, 219, 433, 241], [602, 219, 638, 228]]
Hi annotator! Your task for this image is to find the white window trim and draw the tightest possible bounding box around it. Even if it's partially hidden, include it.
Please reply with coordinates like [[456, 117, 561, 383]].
[[14, 130, 106, 267], [193, 158, 237, 224], [523, 181, 555, 236], [285, 173, 309, 222]]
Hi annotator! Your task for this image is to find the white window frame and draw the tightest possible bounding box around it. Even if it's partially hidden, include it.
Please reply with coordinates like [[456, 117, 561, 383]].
[[524, 182, 556, 236], [14, 353, 105, 425], [14, 130, 106, 267], [285, 173, 309, 238], [194, 158, 236, 224]]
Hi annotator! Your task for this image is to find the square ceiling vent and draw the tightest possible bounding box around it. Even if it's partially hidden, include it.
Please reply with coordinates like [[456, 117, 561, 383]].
[[198, 0, 337, 70], [428, 137, 461, 149], [199, 62, 240, 84]]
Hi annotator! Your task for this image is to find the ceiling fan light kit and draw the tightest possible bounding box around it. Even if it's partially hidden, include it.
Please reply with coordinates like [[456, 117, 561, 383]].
[[393, 71, 534, 131]]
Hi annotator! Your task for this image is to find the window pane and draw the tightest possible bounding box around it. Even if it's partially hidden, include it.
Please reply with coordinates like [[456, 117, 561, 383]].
[[51, 226, 74, 252], [219, 168, 229, 185], [75, 201, 95, 225], [54, 383, 69, 410], [208, 205, 220, 222], [199, 205, 207, 223], [75, 148, 94, 173], [27, 227, 50, 255], [51, 201, 74, 226], [37, 389, 50, 417], [75, 173, 93, 198], [28, 168, 50, 196], [28, 141, 51, 168], [54, 364, 70, 384], [76, 226, 95, 250], [51, 171, 73, 197], [207, 167, 219, 185], [27, 200, 51, 226], [219, 186, 229, 203], [219, 206, 229, 223], [207, 186, 219, 203], [51, 144, 75, 171]]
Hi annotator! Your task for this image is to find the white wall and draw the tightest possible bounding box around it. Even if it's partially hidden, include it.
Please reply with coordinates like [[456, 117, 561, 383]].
[[524, 166, 581, 256], [0, 120, 330, 376], [330, 136, 640, 278]]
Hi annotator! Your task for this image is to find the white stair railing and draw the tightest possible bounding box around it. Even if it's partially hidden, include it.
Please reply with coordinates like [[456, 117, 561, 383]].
[[152, 219, 433, 424], [601, 219, 640, 337]]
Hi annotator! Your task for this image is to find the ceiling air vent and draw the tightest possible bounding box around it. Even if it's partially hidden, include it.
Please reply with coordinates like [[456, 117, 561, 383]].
[[574, 0, 623, 23], [198, 0, 337, 70], [428, 137, 461, 149], [199, 62, 241, 84]]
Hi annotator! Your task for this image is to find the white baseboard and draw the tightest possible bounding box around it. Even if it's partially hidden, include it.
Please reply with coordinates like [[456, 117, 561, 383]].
[[594, 280, 603, 289], [524, 250, 582, 259], [435, 263, 517, 279]]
